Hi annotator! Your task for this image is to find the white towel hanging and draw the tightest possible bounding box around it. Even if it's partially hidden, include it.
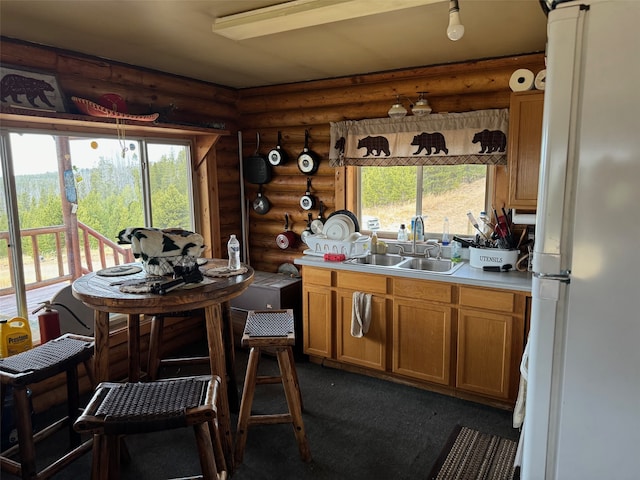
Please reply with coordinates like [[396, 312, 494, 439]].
[[351, 291, 372, 338]]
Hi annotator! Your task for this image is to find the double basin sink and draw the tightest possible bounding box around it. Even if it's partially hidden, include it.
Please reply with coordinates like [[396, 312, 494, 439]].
[[346, 254, 464, 275]]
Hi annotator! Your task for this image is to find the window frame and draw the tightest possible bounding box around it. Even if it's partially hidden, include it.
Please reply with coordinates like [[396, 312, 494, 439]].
[[349, 164, 495, 239]]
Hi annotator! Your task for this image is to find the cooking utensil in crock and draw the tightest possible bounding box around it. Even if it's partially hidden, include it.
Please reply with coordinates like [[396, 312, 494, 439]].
[[268, 131, 288, 166], [297, 129, 319, 175], [276, 213, 297, 249], [310, 201, 326, 234], [252, 184, 270, 214], [299, 177, 315, 211], [301, 213, 314, 245], [243, 132, 272, 184]]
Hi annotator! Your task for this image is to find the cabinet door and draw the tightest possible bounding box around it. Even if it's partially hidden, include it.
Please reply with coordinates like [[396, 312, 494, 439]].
[[508, 91, 544, 209], [302, 284, 333, 358], [456, 308, 513, 399], [392, 299, 452, 385], [336, 290, 387, 371]]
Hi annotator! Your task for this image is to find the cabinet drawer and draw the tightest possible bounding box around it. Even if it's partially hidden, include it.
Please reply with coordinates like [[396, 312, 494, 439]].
[[337, 271, 387, 294], [459, 286, 515, 313], [393, 278, 453, 303], [302, 266, 332, 286]]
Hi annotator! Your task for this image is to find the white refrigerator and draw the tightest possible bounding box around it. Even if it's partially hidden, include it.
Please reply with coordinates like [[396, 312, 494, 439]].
[[522, 1, 640, 479]]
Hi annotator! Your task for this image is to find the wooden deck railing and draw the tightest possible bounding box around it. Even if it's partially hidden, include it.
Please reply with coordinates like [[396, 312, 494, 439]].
[[0, 222, 134, 296]]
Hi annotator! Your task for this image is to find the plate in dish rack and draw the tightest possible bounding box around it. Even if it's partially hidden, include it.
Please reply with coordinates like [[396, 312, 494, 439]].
[[322, 215, 355, 240]]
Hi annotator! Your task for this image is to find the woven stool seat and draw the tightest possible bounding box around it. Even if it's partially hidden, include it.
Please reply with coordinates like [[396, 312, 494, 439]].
[[0, 334, 95, 480], [75, 375, 227, 480], [234, 310, 311, 465]]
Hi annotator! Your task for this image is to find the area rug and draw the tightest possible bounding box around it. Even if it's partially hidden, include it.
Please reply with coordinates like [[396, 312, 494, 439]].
[[428, 425, 519, 480]]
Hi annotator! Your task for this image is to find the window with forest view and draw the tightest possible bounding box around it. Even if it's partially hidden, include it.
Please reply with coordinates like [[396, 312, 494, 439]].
[[359, 164, 488, 239], [0, 130, 193, 339]]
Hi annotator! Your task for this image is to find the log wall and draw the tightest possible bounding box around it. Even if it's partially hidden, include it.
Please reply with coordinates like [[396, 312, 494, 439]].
[[237, 54, 545, 273]]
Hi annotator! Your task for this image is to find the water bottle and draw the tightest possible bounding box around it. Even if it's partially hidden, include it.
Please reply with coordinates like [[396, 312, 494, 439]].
[[227, 234, 241, 270], [442, 217, 450, 245]]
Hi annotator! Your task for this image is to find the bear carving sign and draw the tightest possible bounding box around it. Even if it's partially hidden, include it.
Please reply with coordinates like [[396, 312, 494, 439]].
[[329, 109, 509, 167], [0, 67, 66, 112]]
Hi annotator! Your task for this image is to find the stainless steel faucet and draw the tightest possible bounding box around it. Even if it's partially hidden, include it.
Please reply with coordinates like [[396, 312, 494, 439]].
[[412, 215, 424, 256]]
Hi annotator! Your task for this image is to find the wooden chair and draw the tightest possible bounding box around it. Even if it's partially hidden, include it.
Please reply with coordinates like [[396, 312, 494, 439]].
[[234, 309, 311, 465], [0, 334, 95, 479], [74, 375, 227, 480]]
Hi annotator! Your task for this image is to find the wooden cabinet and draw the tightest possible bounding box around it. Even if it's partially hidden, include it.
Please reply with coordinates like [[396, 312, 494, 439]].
[[336, 290, 387, 370], [507, 91, 544, 209], [301, 265, 528, 407], [334, 270, 388, 370], [456, 286, 526, 401], [392, 278, 454, 385], [393, 298, 453, 385], [302, 268, 333, 358]]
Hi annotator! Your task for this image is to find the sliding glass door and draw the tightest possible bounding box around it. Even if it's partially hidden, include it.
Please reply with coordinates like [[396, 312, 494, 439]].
[[0, 129, 193, 343]]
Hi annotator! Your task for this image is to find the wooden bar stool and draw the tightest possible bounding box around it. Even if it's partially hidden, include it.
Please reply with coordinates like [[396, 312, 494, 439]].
[[0, 334, 95, 480], [146, 304, 240, 412], [74, 375, 227, 480], [234, 309, 311, 465]]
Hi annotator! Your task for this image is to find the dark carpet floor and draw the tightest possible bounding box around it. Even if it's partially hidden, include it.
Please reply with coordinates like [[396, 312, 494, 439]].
[[3, 345, 520, 479]]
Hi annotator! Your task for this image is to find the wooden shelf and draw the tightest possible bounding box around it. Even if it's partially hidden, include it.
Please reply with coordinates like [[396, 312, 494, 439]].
[[0, 106, 229, 138]]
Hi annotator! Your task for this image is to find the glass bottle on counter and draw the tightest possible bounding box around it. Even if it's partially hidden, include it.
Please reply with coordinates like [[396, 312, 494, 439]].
[[397, 224, 408, 241], [371, 231, 378, 254], [442, 217, 450, 245], [227, 234, 241, 270]]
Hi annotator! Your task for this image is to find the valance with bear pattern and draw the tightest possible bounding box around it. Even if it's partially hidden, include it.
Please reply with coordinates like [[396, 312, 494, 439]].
[[329, 108, 509, 167]]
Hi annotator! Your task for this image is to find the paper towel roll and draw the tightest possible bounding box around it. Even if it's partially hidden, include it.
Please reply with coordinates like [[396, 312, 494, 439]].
[[534, 69, 546, 90], [509, 69, 535, 92]]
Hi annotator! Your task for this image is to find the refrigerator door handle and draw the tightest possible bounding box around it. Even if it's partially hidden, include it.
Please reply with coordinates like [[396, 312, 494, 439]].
[[534, 271, 571, 283]]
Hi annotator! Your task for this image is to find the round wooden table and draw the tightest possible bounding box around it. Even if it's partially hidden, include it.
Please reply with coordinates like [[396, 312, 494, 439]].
[[72, 260, 254, 469]]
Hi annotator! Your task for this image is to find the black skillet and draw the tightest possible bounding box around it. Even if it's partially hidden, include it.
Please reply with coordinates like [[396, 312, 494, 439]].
[[297, 129, 319, 175], [243, 132, 272, 184], [299, 177, 315, 211], [268, 131, 288, 166]]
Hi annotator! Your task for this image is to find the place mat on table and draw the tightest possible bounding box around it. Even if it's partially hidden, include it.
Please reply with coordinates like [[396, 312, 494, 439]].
[[97, 265, 143, 277], [204, 265, 248, 278]]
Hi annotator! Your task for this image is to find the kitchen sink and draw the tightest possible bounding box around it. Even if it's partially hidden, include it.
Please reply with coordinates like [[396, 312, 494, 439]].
[[349, 254, 406, 266], [396, 257, 465, 274], [347, 254, 464, 275]]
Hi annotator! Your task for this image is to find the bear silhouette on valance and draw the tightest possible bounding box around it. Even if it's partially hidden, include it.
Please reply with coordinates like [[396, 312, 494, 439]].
[[329, 109, 509, 167]]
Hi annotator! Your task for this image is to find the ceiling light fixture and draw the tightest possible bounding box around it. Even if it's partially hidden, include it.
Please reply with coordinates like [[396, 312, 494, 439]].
[[212, 0, 442, 41], [388, 93, 432, 118], [412, 92, 432, 116], [388, 96, 408, 118], [447, 0, 465, 41]]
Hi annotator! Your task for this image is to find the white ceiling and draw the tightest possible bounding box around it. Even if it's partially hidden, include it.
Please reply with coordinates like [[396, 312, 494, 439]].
[[0, 0, 548, 89]]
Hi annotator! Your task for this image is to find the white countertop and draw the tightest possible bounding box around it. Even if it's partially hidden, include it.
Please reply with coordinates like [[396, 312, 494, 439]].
[[294, 255, 532, 293]]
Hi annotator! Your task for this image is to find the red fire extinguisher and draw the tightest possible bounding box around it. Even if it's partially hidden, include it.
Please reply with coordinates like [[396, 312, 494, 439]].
[[32, 301, 61, 343]]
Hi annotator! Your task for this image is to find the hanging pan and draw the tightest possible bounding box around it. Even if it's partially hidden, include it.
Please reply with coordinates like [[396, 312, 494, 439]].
[[310, 201, 326, 234], [276, 213, 297, 249], [297, 129, 319, 175], [268, 131, 288, 166], [243, 132, 272, 184], [252, 184, 270, 215], [299, 177, 315, 211]]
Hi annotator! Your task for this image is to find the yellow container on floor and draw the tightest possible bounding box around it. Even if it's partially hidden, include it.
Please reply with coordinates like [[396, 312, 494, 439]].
[[0, 317, 33, 358]]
